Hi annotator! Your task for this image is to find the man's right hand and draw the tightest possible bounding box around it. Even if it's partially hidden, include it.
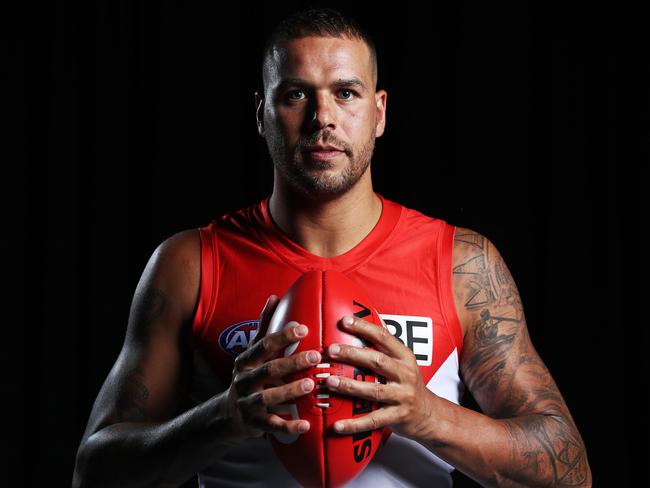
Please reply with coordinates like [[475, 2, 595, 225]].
[[223, 294, 321, 442]]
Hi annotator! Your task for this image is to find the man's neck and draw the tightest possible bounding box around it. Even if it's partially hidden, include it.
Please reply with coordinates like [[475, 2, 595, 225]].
[[268, 185, 383, 259]]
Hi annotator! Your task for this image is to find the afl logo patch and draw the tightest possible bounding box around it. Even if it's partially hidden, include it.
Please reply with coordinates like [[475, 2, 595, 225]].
[[218, 320, 260, 356]]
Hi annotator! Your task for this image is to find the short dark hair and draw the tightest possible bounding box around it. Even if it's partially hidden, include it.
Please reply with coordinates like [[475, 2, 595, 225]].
[[261, 7, 378, 92]]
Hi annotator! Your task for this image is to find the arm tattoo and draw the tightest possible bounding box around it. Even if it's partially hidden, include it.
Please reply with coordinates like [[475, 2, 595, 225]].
[[464, 308, 519, 394], [115, 369, 150, 422], [454, 230, 525, 406], [129, 286, 167, 342], [138, 287, 167, 326], [453, 228, 591, 486], [114, 286, 165, 422], [504, 415, 589, 486]]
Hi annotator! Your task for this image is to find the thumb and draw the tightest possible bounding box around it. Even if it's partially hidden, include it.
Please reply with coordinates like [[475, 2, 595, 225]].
[[251, 294, 280, 347]]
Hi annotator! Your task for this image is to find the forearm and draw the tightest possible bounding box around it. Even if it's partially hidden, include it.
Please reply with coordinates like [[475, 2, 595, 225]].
[[417, 394, 592, 487], [73, 392, 239, 488]]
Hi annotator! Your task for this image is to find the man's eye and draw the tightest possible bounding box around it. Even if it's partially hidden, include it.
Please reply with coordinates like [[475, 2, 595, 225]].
[[284, 89, 357, 101], [287, 90, 305, 100], [339, 89, 356, 100]]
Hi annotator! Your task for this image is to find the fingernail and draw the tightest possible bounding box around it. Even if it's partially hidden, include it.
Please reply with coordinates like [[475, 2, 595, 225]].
[[295, 325, 308, 337], [302, 379, 313, 391], [307, 351, 320, 363], [299, 421, 309, 432], [342, 316, 354, 326], [326, 376, 340, 387], [329, 344, 340, 355], [334, 421, 344, 432]]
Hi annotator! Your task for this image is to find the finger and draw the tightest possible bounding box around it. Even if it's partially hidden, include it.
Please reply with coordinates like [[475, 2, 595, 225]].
[[263, 413, 311, 435], [238, 376, 315, 409], [235, 321, 308, 370], [324, 375, 398, 405], [235, 349, 321, 393], [327, 342, 398, 380], [251, 294, 280, 347], [331, 407, 394, 435], [339, 315, 406, 358]]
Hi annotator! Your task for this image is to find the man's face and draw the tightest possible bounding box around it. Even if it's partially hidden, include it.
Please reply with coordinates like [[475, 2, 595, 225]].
[[256, 36, 387, 198]]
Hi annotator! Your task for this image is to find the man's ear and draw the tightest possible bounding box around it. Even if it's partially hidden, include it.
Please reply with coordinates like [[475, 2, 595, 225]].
[[255, 91, 265, 137], [374, 89, 387, 138]]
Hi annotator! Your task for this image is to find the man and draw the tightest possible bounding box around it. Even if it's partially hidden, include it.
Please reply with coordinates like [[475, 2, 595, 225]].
[[73, 7, 592, 488]]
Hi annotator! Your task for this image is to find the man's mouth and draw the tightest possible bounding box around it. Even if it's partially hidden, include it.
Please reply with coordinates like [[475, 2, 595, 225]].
[[302, 144, 344, 159], [303, 149, 343, 159]]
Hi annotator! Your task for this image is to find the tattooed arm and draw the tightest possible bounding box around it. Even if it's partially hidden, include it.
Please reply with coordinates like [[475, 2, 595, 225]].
[[416, 227, 591, 487], [72, 230, 240, 488]]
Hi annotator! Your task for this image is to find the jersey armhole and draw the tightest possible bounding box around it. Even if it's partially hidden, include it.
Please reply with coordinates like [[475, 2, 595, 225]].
[[437, 223, 464, 353], [190, 223, 219, 349]]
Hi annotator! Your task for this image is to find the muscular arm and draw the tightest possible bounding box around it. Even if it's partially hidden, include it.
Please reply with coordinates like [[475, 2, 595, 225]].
[[72, 230, 238, 488], [417, 227, 591, 487]]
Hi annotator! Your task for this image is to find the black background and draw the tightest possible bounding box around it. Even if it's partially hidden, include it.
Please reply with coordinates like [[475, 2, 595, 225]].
[[5, 1, 645, 486]]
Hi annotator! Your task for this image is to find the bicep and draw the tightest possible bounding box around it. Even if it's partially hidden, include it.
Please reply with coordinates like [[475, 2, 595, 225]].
[[80, 230, 200, 442], [453, 228, 569, 419]]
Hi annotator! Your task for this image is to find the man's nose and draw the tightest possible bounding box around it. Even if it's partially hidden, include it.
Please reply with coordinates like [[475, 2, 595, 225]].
[[308, 92, 336, 130]]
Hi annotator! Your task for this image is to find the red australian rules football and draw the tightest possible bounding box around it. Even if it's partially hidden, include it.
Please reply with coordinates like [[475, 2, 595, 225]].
[[265, 269, 387, 488]]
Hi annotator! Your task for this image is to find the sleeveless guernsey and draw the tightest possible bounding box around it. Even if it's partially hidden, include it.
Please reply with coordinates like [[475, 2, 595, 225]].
[[188, 192, 465, 487]]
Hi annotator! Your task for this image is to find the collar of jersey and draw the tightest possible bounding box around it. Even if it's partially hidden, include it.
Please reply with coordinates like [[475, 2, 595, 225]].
[[253, 192, 403, 273]]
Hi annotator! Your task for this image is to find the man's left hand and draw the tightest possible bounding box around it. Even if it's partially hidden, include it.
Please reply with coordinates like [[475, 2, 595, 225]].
[[324, 314, 436, 441]]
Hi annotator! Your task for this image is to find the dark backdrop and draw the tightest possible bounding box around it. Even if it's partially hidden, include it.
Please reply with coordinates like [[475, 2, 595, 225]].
[[6, 1, 645, 486]]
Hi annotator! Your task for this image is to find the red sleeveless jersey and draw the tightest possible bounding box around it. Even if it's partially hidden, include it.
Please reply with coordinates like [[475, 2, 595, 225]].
[[188, 192, 464, 487]]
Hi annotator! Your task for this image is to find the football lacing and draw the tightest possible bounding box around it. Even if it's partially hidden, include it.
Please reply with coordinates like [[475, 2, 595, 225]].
[[314, 363, 332, 408]]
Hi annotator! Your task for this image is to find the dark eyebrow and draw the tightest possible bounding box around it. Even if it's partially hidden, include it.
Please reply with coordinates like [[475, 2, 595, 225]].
[[276, 77, 367, 93]]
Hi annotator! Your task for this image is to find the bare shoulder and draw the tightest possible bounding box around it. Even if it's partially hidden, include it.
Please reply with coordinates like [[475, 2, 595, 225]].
[[152, 228, 201, 279], [141, 228, 201, 327]]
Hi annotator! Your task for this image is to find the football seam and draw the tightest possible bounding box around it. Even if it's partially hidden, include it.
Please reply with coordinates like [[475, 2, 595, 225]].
[[320, 269, 328, 488]]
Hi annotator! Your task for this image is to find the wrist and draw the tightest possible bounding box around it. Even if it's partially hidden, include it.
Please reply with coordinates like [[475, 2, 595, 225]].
[[210, 390, 245, 445], [412, 391, 453, 447]]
